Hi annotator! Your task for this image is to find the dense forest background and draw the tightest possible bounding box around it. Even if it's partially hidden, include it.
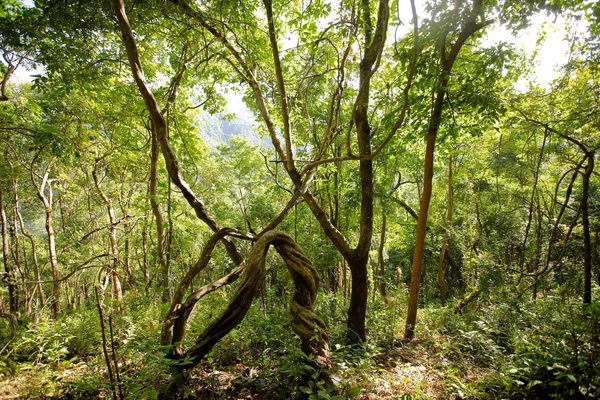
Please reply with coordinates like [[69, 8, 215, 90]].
[[0, 0, 599, 398]]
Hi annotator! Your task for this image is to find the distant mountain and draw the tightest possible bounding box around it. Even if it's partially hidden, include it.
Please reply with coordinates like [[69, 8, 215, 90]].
[[195, 112, 271, 148]]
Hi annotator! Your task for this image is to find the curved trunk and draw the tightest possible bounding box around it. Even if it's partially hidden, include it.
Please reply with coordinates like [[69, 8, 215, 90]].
[[30, 158, 60, 318], [178, 231, 328, 369]]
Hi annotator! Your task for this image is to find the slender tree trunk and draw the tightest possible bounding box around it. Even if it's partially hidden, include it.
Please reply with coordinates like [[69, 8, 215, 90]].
[[1, 186, 18, 314], [141, 221, 150, 295], [437, 155, 453, 306], [405, 11, 489, 340], [582, 153, 594, 305], [593, 228, 600, 286], [22, 243, 31, 313], [124, 235, 134, 288], [10, 181, 22, 312], [45, 180, 60, 318], [92, 161, 123, 309], [377, 199, 388, 304], [405, 131, 436, 340], [149, 127, 170, 302], [517, 130, 548, 286], [30, 159, 60, 318], [58, 194, 68, 234], [13, 184, 45, 309], [532, 191, 542, 299]]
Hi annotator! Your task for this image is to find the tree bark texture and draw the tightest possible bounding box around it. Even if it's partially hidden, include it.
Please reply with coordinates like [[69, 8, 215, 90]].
[[174, 231, 329, 370], [0, 186, 18, 314]]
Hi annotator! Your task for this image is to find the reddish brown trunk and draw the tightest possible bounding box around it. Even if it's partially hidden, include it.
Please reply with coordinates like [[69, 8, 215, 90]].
[[405, 130, 436, 340], [404, 7, 489, 340]]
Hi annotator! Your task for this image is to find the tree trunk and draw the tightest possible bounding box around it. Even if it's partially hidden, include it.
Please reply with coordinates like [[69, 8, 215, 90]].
[[0, 186, 18, 314], [582, 152, 594, 305], [141, 221, 150, 295], [405, 11, 489, 340], [377, 199, 388, 304], [93, 160, 123, 309], [12, 180, 44, 308], [347, 253, 369, 341], [437, 155, 453, 306], [179, 231, 328, 369], [593, 228, 600, 286], [10, 181, 22, 313], [30, 158, 60, 318], [405, 130, 436, 340]]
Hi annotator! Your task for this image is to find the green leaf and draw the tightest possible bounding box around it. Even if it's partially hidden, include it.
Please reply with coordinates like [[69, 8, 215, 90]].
[[143, 389, 159, 400], [525, 380, 542, 389], [345, 387, 362, 398], [300, 386, 313, 394]]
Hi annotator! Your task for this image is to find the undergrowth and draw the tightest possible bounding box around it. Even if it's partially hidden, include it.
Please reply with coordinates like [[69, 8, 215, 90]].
[[0, 286, 598, 399]]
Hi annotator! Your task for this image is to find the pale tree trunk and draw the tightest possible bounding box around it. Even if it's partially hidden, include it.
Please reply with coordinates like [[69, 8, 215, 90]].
[[141, 220, 150, 295], [405, 8, 490, 340], [92, 160, 123, 310], [377, 198, 388, 304], [437, 155, 453, 306], [11, 180, 45, 308], [30, 157, 60, 318]]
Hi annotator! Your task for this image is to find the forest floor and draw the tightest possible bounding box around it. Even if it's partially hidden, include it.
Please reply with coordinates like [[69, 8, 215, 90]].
[[0, 292, 597, 399], [0, 334, 493, 399]]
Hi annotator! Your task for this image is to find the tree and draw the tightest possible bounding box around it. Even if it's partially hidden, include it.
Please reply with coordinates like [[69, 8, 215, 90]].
[[405, 0, 492, 340]]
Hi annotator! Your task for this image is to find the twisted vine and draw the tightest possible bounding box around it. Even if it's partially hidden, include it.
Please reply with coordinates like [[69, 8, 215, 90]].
[[166, 230, 329, 370]]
